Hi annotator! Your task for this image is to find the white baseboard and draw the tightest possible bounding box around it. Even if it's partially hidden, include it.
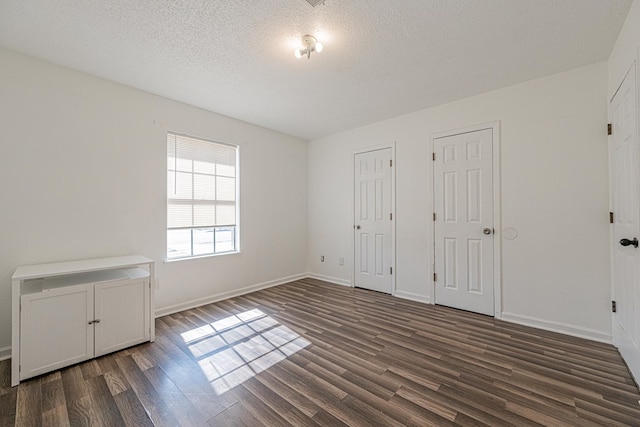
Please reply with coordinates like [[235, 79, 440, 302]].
[[394, 290, 431, 304], [1, 273, 311, 359], [306, 273, 352, 287], [155, 273, 308, 318], [500, 312, 612, 344], [0, 345, 11, 361], [3, 284, 614, 361]]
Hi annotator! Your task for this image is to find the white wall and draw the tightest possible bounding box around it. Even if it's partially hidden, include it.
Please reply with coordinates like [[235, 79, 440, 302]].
[[0, 48, 308, 354], [308, 61, 612, 342], [0, 34, 617, 355]]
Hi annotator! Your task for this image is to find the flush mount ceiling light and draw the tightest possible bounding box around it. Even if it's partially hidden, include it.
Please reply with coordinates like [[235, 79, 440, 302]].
[[294, 35, 323, 59], [301, 0, 326, 7]]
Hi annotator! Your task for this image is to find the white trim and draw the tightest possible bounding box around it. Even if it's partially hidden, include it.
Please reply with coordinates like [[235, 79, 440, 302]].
[[501, 312, 612, 344], [0, 346, 11, 361], [154, 273, 307, 317], [165, 250, 242, 263], [307, 273, 352, 287], [492, 122, 502, 319], [429, 121, 502, 319], [394, 290, 431, 304], [1, 273, 355, 363], [351, 142, 397, 295], [0, 302, 613, 366]]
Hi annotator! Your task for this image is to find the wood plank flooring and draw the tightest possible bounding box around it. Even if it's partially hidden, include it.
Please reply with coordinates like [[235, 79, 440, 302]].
[[1, 278, 640, 426]]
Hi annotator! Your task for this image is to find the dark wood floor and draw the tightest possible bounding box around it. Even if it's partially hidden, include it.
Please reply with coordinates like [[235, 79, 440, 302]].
[[1, 278, 640, 426]]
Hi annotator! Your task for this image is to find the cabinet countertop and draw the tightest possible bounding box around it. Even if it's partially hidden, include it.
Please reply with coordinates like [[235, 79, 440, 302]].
[[12, 255, 154, 281]]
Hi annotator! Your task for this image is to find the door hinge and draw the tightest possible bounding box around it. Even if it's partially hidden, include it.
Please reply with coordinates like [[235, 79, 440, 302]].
[[609, 212, 614, 224], [432, 152, 436, 161], [390, 159, 393, 167], [433, 213, 436, 221], [608, 123, 613, 135], [612, 300, 617, 313], [390, 267, 393, 275], [390, 213, 393, 220], [19, 364, 21, 372], [433, 272, 437, 282]]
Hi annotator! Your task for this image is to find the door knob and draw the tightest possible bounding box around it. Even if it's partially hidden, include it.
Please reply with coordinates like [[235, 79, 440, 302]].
[[483, 228, 492, 235], [620, 238, 638, 248], [356, 225, 361, 230]]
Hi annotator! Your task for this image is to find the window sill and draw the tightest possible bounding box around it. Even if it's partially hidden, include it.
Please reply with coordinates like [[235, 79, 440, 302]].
[[164, 251, 242, 264]]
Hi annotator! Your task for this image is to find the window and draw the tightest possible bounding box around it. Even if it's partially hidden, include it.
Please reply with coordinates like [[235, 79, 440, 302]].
[[167, 133, 238, 259]]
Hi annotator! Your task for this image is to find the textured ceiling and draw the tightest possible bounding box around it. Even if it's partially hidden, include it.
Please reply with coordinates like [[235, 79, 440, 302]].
[[0, 0, 632, 140]]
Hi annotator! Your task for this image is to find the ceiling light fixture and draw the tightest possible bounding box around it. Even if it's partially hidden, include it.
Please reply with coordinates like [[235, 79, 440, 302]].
[[302, 0, 326, 7], [294, 35, 323, 60]]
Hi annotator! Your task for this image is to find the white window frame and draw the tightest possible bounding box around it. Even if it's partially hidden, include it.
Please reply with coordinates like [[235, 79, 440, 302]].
[[166, 132, 239, 261]]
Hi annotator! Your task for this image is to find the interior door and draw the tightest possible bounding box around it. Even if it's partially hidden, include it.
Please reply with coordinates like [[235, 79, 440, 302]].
[[610, 62, 640, 382], [354, 148, 393, 294], [434, 128, 494, 315]]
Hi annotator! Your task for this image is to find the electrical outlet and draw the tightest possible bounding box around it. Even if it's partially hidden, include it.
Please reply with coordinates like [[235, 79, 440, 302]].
[[321, 255, 325, 262], [339, 257, 344, 266]]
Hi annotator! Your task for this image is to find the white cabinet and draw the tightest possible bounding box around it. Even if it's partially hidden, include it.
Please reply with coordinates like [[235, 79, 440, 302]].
[[12, 255, 154, 386], [94, 273, 150, 357], [20, 283, 94, 380]]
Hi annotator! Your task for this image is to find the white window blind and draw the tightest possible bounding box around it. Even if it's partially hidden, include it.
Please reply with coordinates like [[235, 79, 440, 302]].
[[167, 133, 238, 259]]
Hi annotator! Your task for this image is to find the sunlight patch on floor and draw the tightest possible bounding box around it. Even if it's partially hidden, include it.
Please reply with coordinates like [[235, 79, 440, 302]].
[[180, 308, 310, 395]]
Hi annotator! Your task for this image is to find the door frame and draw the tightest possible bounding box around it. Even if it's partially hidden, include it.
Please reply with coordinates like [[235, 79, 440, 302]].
[[430, 121, 502, 318], [351, 142, 396, 294]]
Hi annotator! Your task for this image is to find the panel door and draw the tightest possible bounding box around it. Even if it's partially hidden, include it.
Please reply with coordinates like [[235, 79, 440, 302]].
[[610, 62, 640, 382], [94, 278, 150, 357], [434, 129, 494, 315], [20, 283, 94, 380], [354, 148, 393, 293]]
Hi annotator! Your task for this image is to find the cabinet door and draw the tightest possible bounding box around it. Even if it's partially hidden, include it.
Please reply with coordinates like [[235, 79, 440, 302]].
[[94, 278, 150, 357], [20, 284, 94, 380]]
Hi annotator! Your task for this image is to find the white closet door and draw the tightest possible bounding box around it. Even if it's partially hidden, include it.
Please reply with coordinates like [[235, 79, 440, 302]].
[[354, 148, 393, 294], [20, 283, 94, 379], [434, 128, 495, 316], [610, 62, 640, 382], [94, 278, 150, 357]]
